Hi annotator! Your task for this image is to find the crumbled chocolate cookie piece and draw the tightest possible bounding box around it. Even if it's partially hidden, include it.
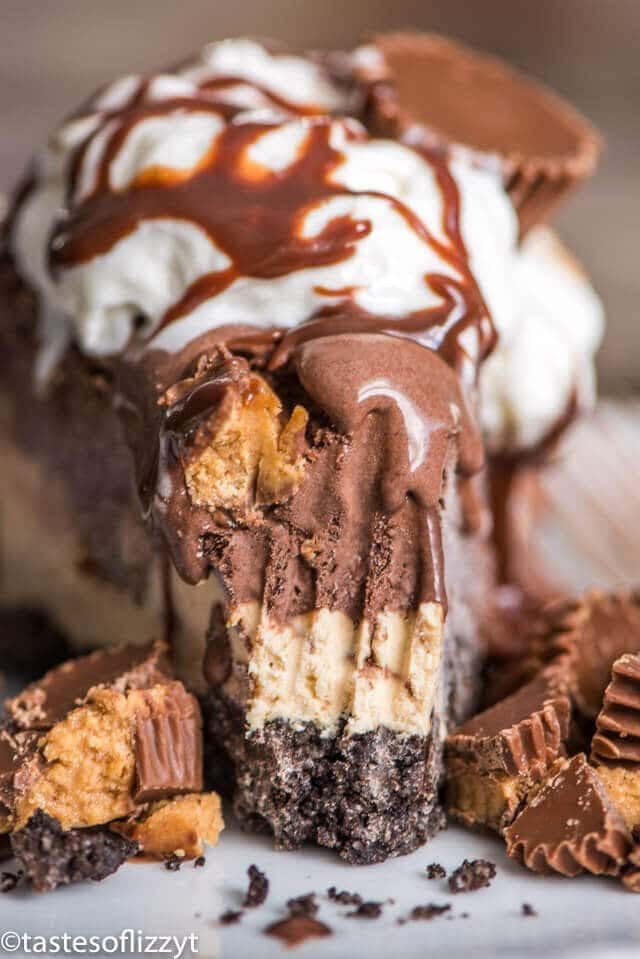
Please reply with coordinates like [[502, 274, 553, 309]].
[[194, 855, 206, 868], [265, 915, 332, 947], [426, 862, 446, 879], [0, 871, 22, 893], [219, 910, 243, 925], [11, 810, 138, 891], [448, 858, 496, 893], [346, 900, 383, 919], [521, 902, 537, 917], [164, 853, 182, 872], [327, 886, 363, 906], [287, 893, 318, 917], [408, 903, 451, 921], [244, 863, 269, 907]]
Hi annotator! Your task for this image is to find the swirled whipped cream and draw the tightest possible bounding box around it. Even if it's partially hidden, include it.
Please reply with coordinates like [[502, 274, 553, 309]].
[[481, 227, 604, 453], [9, 38, 602, 453]]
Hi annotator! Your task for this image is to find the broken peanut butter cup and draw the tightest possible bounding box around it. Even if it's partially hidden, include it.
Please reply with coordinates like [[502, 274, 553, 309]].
[[549, 590, 640, 719], [504, 754, 631, 877], [591, 652, 640, 830], [358, 32, 601, 235], [445, 669, 570, 832]]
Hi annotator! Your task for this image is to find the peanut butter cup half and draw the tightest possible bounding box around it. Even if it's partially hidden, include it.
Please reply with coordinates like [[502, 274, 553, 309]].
[[358, 32, 601, 235]]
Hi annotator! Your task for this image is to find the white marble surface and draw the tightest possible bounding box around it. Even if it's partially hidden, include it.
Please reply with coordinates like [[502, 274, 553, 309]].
[[1, 816, 639, 959]]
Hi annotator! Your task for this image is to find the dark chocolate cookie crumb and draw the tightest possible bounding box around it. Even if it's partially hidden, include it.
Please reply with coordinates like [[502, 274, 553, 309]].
[[0, 871, 22, 893], [521, 903, 537, 917], [287, 893, 318, 917], [194, 855, 206, 868], [265, 915, 332, 947], [164, 854, 182, 872], [426, 862, 446, 880], [219, 910, 243, 925], [327, 886, 363, 906], [244, 864, 269, 907], [411, 903, 451, 920], [346, 901, 383, 919], [10, 811, 138, 891], [448, 858, 496, 894]]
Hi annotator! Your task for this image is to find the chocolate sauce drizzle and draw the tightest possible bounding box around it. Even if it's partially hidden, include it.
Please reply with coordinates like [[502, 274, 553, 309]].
[[51, 93, 490, 382], [40, 59, 495, 625]]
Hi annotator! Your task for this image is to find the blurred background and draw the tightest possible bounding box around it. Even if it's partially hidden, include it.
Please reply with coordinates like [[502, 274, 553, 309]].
[[1, 0, 638, 390]]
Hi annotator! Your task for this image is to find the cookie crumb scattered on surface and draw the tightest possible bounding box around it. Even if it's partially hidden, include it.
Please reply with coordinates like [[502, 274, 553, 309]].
[[346, 900, 383, 919], [448, 858, 496, 893], [426, 862, 446, 880], [327, 887, 363, 906], [287, 893, 318, 917], [521, 902, 537, 917], [194, 855, 206, 868], [244, 864, 269, 907], [219, 910, 243, 925], [164, 854, 181, 872]]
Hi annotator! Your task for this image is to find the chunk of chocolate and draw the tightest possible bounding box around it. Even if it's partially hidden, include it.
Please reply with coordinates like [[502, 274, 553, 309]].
[[504, 754, 631, 877], [265, 915, 332, 947], [11, 811, 138, 891], [133, 681, 203, 802], [5, 640, 171, 730], [358, 32, 601, 235]]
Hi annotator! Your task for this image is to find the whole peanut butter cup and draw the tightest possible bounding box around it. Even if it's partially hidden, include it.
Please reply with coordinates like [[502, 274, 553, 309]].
[[359, 32, 601, 235]]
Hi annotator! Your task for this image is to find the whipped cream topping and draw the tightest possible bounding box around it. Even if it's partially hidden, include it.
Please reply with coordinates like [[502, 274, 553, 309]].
[[481, 227, 604, 453], [9, 38, 602, 453]]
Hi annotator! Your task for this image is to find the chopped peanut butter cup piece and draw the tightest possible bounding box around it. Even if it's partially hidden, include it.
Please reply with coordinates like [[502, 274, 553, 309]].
[[591, 653, 640, 829], [5, 640, 171, 730], [111, 792, 223, 859], [446, 670, 570, 832], [133, 682, 203, 802], [358, 32, 601, 235], [504, 754, 631, 877], [592, 653, 640, 764], [549, 591, 640, 719], [1, 646, 203, 832], [447, 671, 570, 777], [163, 349, 308, 516]]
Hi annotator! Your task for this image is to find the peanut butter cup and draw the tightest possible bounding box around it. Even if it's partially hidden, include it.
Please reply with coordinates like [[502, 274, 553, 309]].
[[504, 754, 631, 877], [445, 670, 570, 833], [359, 32, 601, 235], [592, 653, 640, 830]]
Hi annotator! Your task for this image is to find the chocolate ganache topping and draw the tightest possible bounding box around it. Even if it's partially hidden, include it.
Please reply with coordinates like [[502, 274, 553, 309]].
[[10, 39, 517, 624]]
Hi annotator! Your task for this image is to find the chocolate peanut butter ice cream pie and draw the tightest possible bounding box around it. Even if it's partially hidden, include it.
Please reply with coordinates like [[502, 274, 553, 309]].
[[0, 36, 602, 862]]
